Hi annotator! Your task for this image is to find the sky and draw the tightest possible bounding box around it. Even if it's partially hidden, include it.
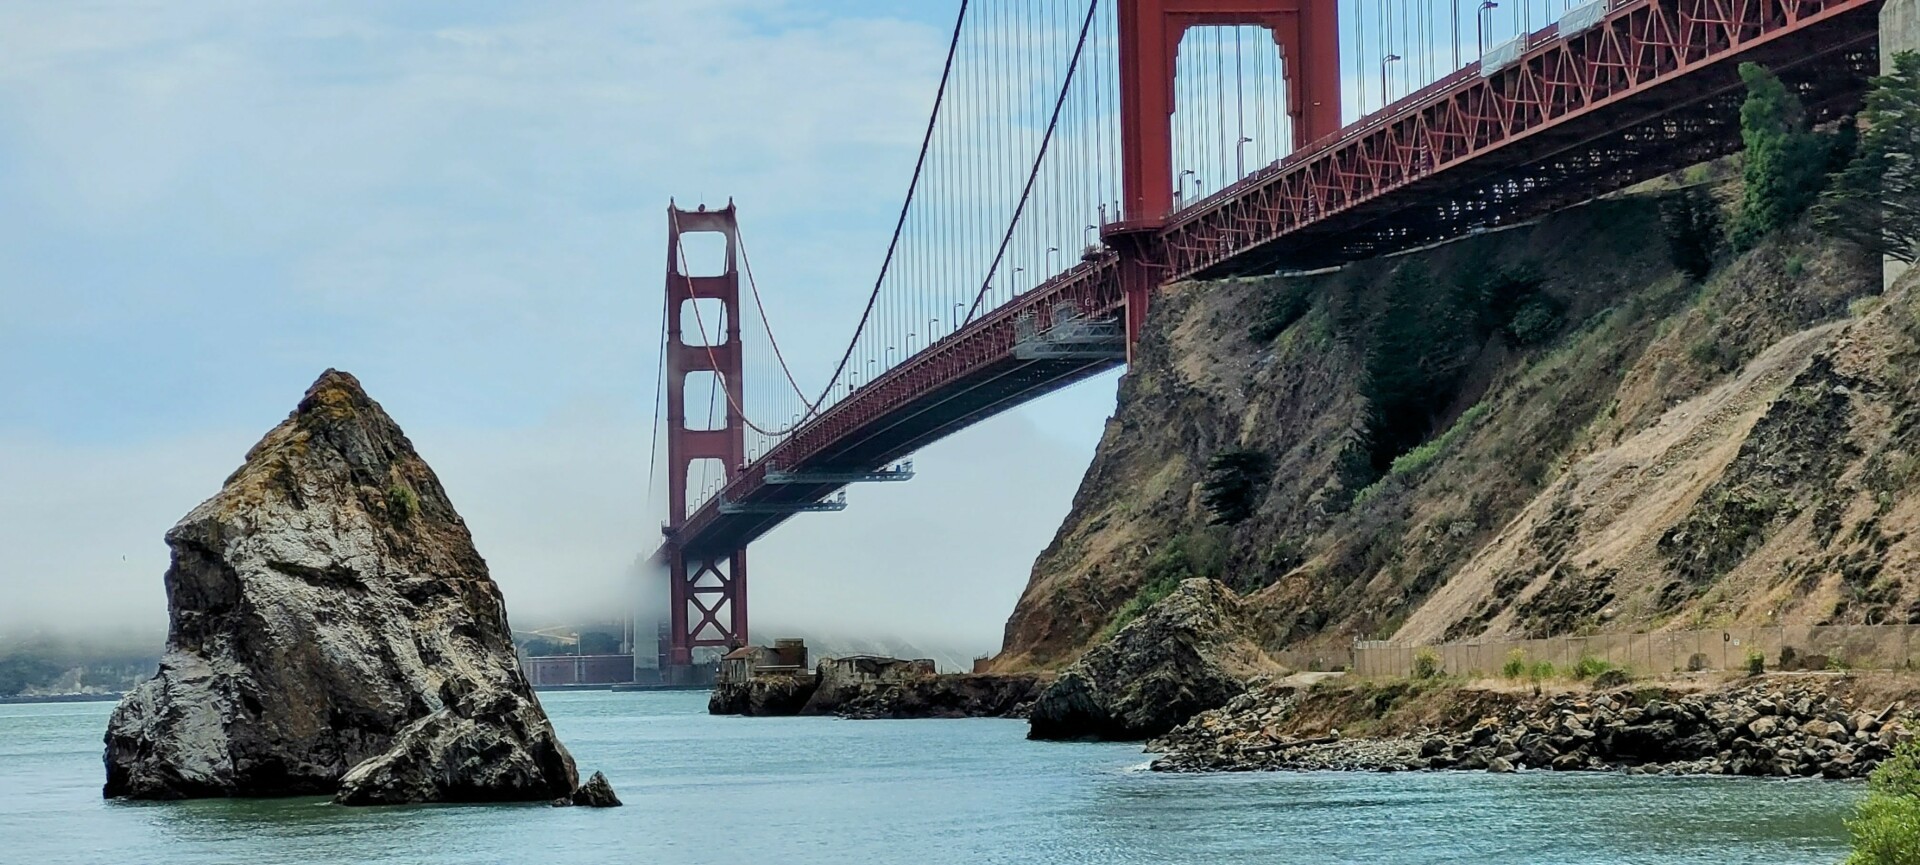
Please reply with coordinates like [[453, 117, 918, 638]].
[[0, 0, 1124, 657], [0, 0, 1575, 657]]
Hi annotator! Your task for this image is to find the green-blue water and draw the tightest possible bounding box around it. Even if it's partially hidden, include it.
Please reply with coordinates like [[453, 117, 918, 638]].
[[0, 691, 1864, 864]]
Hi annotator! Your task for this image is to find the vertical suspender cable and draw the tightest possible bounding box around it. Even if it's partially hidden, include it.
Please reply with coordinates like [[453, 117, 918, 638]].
[[963, 0, 1100, 323]]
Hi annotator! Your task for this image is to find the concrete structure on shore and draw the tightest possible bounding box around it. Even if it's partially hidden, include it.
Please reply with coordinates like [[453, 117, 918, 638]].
[[1890, 0, 1918, 287]]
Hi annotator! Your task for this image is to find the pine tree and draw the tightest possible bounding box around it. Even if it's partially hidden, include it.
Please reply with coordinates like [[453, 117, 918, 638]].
[[1816, 52, 1920, 265], [1731, 63, 1835, 250]]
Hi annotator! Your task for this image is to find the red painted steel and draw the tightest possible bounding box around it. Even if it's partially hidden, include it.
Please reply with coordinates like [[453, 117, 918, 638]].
[[658, 0, 1882, 647], [1115, 0, 1342, 348], [1158, 0, 1883, 281], [664, 204, 750, 666]]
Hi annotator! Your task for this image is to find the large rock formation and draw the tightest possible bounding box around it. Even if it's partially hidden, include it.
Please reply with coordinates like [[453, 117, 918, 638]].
[[1027, 578, 1272, 740], [103, 370, 582, 804]]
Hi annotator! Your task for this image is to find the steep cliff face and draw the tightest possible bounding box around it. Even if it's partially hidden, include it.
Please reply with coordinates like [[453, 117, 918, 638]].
[[999, 191, 1899, 670]]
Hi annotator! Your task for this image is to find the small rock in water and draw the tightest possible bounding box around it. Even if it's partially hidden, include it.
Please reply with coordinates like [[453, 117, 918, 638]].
[[552, 771, 622, 808]]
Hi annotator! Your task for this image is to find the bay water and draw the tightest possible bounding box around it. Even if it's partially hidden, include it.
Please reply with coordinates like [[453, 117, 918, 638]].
[[0, 690, 1862, 864]]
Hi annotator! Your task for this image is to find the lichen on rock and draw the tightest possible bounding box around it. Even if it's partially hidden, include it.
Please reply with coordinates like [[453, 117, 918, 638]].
[[103, 369, 582, 804]]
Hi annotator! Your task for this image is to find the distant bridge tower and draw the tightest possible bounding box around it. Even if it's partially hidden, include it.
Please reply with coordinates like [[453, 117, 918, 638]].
[[662, 202, 749, 681], [1109, 0, 1342, 349]]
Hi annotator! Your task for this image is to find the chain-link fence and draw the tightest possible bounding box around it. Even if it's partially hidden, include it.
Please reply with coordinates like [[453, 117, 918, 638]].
[[1313, 625, 1920, 678]]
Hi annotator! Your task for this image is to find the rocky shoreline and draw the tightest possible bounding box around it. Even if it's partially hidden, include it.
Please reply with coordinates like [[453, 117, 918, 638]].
[[1150, 675, 1911, 779], [710, 661, 1047, 720]]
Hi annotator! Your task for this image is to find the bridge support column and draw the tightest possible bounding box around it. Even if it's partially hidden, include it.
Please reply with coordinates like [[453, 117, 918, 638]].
[[663, 202, 750, 679], [1115, 0, 1341, 226]]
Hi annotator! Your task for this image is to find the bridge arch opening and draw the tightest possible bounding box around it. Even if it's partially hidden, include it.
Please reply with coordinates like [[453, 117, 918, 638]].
[[674, 231, 730, 278], [679, 298, 729, 347], [1168, 25, 1297, 207], [680, 371, 730, 432]]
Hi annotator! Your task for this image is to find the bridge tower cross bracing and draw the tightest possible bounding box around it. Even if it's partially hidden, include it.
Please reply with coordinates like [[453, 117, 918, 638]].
[[1109, 0, 1341, 351], [663, 203, 750, 678]]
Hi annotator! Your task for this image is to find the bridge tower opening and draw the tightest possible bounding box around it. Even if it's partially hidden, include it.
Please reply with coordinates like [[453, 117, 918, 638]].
[[1109, 0, 1341, 350], [663, 203, 749, 681]]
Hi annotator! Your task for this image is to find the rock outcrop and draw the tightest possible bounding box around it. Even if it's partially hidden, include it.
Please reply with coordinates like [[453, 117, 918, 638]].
[[103, 370, 581, 804], [708, 656, 1045, 719], [554, 771, 622, 808], [1027, 578, 1272, 740], [1150, 676, 1911, 778]]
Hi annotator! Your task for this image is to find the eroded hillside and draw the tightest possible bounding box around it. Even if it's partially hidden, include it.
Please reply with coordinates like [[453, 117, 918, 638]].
[[997, 190, 1898, 671]]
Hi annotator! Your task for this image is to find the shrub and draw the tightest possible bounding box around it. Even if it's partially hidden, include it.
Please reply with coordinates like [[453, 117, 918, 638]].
[[1248, 279, 1316, 342], [1501, 649, 1528, 679], [1746, 650, 1766, 676], [1731, 62, 1841, 250], [1571, 655, 1618, 680], [385, 483, 419, 521], [1506, 297, 1567, 346], [1847, 739, 1920, 864], [1412, 649, 1443, 680], [1386, 404, 1488, 479], [1661, 187, 1723, 281], [1529, 661, 1557, 682], [1816, 52, 1920, 266]]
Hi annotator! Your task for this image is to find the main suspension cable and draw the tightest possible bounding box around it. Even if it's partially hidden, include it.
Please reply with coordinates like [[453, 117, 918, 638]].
[[962, 0, 1100, 325]]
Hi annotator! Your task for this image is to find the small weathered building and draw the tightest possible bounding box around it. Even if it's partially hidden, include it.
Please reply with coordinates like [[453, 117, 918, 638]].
[[717, 638, 810, 685]]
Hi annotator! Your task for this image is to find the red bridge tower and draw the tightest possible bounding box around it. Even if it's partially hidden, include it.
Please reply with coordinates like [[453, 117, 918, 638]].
[[663, 203, 749, 680], [1110, 0, 1342, 348]]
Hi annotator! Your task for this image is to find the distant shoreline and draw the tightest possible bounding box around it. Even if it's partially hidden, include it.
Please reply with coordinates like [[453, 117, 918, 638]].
[[1, 693, 123, 705]]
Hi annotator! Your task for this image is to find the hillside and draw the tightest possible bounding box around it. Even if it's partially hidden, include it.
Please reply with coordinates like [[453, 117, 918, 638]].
[[995, 187, 1901, 671]]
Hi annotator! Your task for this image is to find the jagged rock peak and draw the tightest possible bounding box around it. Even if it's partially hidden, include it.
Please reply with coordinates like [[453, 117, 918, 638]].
[[104, 369, 581, 804]]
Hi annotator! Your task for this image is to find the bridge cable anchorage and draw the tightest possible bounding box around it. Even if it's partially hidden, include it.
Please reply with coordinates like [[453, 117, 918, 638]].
[[961, 0, 1101, 327]]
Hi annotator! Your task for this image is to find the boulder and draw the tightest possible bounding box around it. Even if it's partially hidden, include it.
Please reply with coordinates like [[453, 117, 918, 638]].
[[1028, 579, 1270, 741], [553, 771, 623, 808], [103, 370, 579, 804]]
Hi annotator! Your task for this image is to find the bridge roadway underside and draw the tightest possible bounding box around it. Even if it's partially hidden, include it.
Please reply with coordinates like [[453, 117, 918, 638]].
[[682, 342, 1123, 555], [1190, 6, 1882, 277]]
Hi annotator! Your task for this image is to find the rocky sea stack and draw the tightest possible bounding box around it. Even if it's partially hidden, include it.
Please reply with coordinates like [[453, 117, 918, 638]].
[[104, 370, 610, 806]]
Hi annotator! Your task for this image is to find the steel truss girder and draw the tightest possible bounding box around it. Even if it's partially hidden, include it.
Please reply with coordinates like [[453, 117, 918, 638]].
[[1156, 0, 1882, 280]]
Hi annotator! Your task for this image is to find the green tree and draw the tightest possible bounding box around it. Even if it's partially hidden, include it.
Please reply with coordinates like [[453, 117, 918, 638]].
[[1847, 739, 1920, 864], [1817, 52, 1920, 265], [1200, 449, 1273, 525], [1661, 187, 1723, 281], [1731, 63, 1837, 250]]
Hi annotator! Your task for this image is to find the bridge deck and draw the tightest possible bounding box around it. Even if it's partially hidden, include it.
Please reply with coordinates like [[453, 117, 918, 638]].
[[663, 0, 1882, 558]]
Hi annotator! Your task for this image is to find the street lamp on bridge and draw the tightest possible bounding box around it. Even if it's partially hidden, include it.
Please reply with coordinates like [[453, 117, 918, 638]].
[[1478, 1, 1499, 58], [1382, 54, 1402, 105]]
